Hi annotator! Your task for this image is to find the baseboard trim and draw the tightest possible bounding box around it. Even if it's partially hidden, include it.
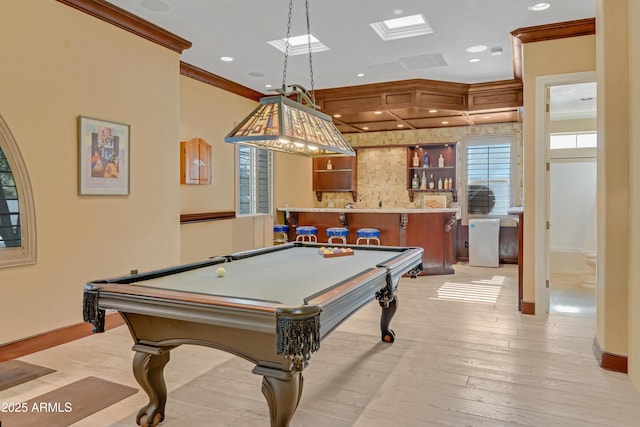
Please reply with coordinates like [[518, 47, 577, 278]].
[[593, 337, 628, 374], [521, 301, 535, 315], [0, 313, 124, 363]]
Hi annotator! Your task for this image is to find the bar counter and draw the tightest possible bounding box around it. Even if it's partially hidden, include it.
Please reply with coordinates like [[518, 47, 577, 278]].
[[279, 207, 460, 275]]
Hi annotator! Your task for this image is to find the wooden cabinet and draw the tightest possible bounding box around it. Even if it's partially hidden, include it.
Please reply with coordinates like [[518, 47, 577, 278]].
[[181, 138, 211, 185], [407, 144, 456, 202], [312, 155, 357, 201]]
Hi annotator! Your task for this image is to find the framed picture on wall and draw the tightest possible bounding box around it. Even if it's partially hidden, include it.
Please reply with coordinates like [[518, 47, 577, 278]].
[[78, 116, 130, 195]]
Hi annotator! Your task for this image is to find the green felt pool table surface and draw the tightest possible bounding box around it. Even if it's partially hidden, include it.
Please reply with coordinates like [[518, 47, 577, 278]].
[[131, 245, 409, 306]]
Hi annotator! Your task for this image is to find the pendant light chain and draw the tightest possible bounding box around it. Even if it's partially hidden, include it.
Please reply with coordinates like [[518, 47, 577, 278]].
[[281, 0, 294, 90], [280, 0, 316, 107], [305, 0, 316, 107]]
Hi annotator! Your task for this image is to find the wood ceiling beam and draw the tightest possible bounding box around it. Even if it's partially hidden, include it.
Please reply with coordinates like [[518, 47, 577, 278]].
[[385, 111, 416, 130]]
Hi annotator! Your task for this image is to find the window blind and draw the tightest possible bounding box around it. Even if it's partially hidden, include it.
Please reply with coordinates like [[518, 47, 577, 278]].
[[238, 145, 272, 215], [467, 143, 511, 215]]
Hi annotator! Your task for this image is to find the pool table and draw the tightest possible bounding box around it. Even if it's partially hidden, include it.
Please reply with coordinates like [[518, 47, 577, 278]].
[[83, 242, 423, 427]]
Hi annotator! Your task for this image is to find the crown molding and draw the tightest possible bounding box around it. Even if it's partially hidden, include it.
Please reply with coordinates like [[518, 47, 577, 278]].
[[56, 0, 192, 53], [511, 18, 596, 79], [179, 62, 263, 102]]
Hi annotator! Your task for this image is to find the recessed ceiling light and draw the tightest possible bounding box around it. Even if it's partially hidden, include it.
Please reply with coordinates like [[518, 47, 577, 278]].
[[265, 84, 272, 88], [370, 14, 433, 41], [483, 115, 491, 119], [374, 111, 383, 115], [469, 58, 480, 63], [491, 47, 503, 56], [529, 3, 550, 11], [441, 121, 450, 125], [356, 73, 365, 77], [220, 56, 234, 62], [397, 124, 404, 128], [333, 114, 342, 118], [428, 109, 438, 113], [362, 126, 369, 130], [466, 45, 487, 53], [268, 34, 329, 55]]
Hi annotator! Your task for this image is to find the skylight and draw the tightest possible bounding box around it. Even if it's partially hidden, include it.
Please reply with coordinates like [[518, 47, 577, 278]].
[[370, 14, 434, 41], [268, 34, 329, 55]]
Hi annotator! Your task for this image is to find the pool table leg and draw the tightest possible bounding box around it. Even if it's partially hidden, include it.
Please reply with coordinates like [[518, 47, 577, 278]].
[[252, 365, 303, 427], [379, 296, 397, 343], [132, 344, 172, 427], [376, 277, 398, 343]]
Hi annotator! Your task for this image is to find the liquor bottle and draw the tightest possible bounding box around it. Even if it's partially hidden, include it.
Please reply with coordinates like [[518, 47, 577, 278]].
[[438, 154, 444, 168], [412, 174, 419, 189], [327, 159, 332, 170], [412, 152, 420, 167], [429, 174, 435, 189], [423, 152, 429, 167], [438, 178, 443, 189], [420, 171, 427, 189]]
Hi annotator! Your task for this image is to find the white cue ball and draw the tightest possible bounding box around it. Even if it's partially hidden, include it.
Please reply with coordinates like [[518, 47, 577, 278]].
[[216, 267, 226, 277]]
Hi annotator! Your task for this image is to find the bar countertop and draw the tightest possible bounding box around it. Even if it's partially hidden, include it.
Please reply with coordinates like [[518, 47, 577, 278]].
[[278, 207, 461, 217]]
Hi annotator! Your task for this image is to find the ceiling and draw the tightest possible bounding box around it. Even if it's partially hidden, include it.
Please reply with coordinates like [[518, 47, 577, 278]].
[[103, 0, 596, 132]]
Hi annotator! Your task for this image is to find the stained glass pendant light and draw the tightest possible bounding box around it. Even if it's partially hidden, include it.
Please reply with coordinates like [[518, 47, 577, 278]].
[[225, 0, 355, 157]]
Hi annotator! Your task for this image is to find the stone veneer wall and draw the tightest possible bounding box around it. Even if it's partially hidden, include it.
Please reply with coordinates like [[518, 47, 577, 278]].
[[316, 123, 524, 210]]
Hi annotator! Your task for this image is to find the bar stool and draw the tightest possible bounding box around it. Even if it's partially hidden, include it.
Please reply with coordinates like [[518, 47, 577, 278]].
[[273, 224, 289, 244], [326, 227, 349, 244], [295, 226, 317, 242], [356, 228, 381, 245]]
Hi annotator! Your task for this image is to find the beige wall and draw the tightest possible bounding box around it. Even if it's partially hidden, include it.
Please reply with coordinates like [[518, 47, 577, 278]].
[[595, 0, 631, 362], [273, 152, 314, 224], [623, 0, 640, 386], [0, 1, 182, 344], [521, 35, 596, 306], [178, 75, 269, 263], [548, 118, 596, 133]]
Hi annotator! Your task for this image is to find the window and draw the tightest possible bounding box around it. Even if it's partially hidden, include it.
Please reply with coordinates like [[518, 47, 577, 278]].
[[0, 148, 20, 248], [465, 136, 514, 216], [550, 132, 597, 150], [238, 145, 272, 215], [0, 115, 36, 268]]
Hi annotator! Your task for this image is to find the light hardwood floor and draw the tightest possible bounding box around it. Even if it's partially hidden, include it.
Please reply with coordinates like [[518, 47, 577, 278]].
[[4, 263, 640, 426]]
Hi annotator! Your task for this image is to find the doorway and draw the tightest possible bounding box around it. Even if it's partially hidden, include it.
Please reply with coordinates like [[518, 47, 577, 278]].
[[544, 76, 597, 315]]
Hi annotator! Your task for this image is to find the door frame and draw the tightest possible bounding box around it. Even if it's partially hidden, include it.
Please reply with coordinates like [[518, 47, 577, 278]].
[[534, 71, 597, 315]]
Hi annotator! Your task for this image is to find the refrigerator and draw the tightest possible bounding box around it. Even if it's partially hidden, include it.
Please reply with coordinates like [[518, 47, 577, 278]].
[[468, 218, 500, 267]]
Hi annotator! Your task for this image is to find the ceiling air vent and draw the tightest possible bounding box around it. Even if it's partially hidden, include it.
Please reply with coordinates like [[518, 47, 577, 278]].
[[399, 53, 448, 70]]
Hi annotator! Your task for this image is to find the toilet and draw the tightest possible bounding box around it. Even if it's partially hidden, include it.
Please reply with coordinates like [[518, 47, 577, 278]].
[[583, 252, 597, 288]]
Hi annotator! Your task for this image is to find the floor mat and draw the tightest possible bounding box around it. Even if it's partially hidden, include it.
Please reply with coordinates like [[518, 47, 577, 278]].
[[0, 360, 55, 392]]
